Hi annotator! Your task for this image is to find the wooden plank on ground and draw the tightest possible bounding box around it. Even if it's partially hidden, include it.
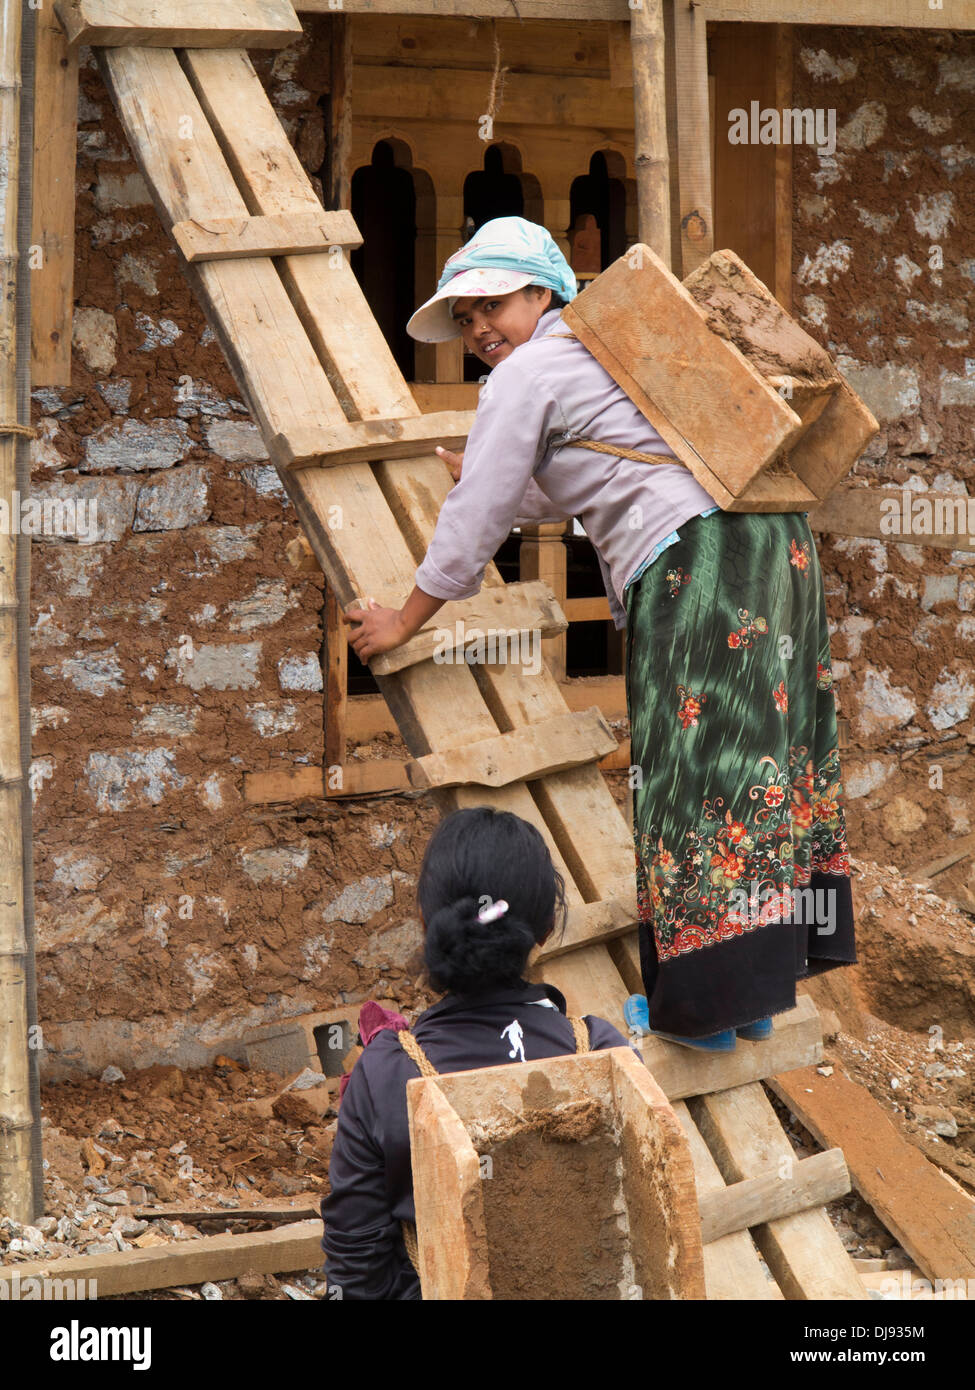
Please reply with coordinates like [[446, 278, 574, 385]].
[[908, 831, 975, 881], [689, 1082, 867, 1299], [172, 209, 362, 262], [0, 1220, 323, 1298], [768, 1066, 975, 1284], [54, 0, 304, 48], [31, 6, 79, 386], [809, 486, 975, 554], [673, 1100, 782, 1299]]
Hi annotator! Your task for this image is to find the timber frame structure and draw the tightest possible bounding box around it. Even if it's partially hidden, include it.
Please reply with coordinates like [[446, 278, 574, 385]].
[[2, 0, 974, 1294]]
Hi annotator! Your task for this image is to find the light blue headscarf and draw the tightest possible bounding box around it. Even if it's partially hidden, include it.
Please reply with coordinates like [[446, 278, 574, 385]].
[[437, 216, 578, 303]]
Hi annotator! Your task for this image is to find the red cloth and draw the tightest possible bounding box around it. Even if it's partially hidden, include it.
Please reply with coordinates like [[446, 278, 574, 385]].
[[339, 1001, 409, 1100]]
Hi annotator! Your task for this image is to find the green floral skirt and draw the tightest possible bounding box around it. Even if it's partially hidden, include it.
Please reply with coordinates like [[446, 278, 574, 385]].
[[623, 510, 856, 1037]]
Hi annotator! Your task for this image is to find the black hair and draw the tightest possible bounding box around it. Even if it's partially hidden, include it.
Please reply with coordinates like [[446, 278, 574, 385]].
[[417, 806, 568, 996], [523, 284, 569, 311]]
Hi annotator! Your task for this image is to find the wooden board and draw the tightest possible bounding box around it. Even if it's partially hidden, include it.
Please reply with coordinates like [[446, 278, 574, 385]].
[[689, 1082, 867, 1299], [808, 486, 975, 555], [298, 0, 975, 21], [673, 1099, 782, 1300], [172, 209, 362, 262], [698, 1147, 850, 1244], [54, 0, 304, 48], [0, 1220, 323, 1297], [273, 409, 476, 471], [637, 994, 824, 1102], [562, 246, 807, 502], [31, 6, 79, 386], [673, 0, 713, 277], [768, 1066, 975, 1284], [408, 1048, 706, 1300], [407, 708, 617, 790]]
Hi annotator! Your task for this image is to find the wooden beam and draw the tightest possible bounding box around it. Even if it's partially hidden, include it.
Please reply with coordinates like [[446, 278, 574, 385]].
[[519, 522, 568, 683], [699, 1147, 850, 1244], [326, 15, 353, 211], [701, 0, 975, 27], [271, 410, 476, 471], [630, 0, 671, 264], [562, 596, 612, 624], [808, 486, 975, 554], [298, 0, 630, 16], [31, 5, 79, 387], [673, 0, 714, 277], [53, 0, 304, 48], [171, 209, 362, 263], [769, 1067, 975, 1284], [0, 1220, 324, 1298], [324, 588, 347, 774], [406, 708, 617, 790]]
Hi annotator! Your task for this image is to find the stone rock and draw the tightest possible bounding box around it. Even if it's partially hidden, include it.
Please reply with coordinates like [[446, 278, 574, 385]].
[[97, 379, 132, 413], [30, 476, 141, 545], [175, 382, 233, 420], [82, 418, 192, 473], [241, 463, 287, 501], [134, 704, 198, 737], [203, 525, 262, 563], [928, 667, 974, 731], [278, 653, 323, 692], [171, 641, 262, 692], [100, 1065, 125, 1084], [116, 253, 158, 296], [356, 916, 424, 969], [52, 849, 111, 891], [93, 171, 151, 211], [134, 465, 211, 532], [240, 843, 311, 885], [135, 313, 182, 351], [246, 702, 298, 737], [48, 649, 124, 698], [843, 759, 892, 800], [913, 1104, 959, 1138], [227, 579, 297, 632], [854, 667, 916, 742], [881, 796, 927, 845], [321, 874, 395, 925], [99, 1190, 129, 1207], [72, 308, 118, 374], [201, 1283, 223, 1301], [85, 749, 186, 813], [838, 364, 920, 424], [206, 419, 268, 462]]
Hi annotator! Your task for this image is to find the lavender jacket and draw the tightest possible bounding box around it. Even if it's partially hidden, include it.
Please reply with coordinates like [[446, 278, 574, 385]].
[[414, 307, 718, 628]]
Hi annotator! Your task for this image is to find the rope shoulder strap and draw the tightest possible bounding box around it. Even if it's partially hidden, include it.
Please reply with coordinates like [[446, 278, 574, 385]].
[[542, 331, 687, 469]]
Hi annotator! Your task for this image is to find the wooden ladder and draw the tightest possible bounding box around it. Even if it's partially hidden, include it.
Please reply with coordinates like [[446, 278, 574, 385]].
[[92, 21, 865, 1300]]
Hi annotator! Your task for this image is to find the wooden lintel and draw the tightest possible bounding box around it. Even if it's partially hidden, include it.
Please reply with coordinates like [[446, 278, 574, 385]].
[[809, 486, 975, 554], [406, 707, 618, 791], [298, 0, 975, 25], [366, 580, 568, 677], [54, 0, 304, 48], [271, 410, 475, 471], [172, 210, 362, 263]]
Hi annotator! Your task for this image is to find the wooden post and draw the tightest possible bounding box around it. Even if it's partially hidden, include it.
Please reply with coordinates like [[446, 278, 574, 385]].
[[673, 0, 714, 276], [630, 0, 671, 265], [326, 14, 352, 211], [323, 587, 348, 792], [0, 0, 35, 1225], [518, 522, 567, 682], [774, 22, 793, 312]]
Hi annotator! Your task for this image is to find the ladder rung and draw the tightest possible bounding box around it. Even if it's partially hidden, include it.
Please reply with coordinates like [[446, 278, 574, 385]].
[[172, 210, 362, 263], [270, 411, 476, 471], [405, 707, 617, 790], [54, 0, 303, 49]]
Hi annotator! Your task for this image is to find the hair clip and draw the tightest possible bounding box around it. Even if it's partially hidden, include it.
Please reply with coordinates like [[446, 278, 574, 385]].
[[477, 899, 509, 924]]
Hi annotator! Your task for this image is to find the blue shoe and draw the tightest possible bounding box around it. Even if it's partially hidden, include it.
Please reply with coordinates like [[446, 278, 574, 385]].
[[649, 1027, 737, 1052], [737, 1017, 774, 1041], [623, 994, 651, 1035]]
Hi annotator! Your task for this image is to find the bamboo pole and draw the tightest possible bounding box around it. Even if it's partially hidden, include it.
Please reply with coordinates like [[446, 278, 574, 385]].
[[0, 0, 34, 1223], [630, 0, 671, 266]]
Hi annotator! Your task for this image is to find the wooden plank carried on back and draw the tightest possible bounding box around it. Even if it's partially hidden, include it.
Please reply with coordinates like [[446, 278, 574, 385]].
[[54, 0, 304, 48], [561, 245, 878, 511]]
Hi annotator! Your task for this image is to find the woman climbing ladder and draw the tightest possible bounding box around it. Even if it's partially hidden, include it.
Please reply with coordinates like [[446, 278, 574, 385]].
[[344, 215, 856, 1052]]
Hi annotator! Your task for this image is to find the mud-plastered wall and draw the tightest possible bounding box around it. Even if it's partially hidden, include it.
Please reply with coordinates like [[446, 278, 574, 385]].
[[793, 27, 975, 892], [29, 23, 439, 1074]]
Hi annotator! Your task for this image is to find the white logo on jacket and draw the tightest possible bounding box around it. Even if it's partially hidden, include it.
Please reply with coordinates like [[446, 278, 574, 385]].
[[501, 1019, 525, 1063]]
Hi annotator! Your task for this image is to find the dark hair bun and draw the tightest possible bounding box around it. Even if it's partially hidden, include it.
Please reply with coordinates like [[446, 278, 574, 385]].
[[424, 896, 537, 996]]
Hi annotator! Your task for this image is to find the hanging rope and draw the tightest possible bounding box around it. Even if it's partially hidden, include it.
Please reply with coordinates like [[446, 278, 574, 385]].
[[485, 21, 509, 129]]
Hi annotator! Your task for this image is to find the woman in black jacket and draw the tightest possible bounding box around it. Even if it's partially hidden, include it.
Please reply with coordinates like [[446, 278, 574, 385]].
[[322, 805, 633, 1300]]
